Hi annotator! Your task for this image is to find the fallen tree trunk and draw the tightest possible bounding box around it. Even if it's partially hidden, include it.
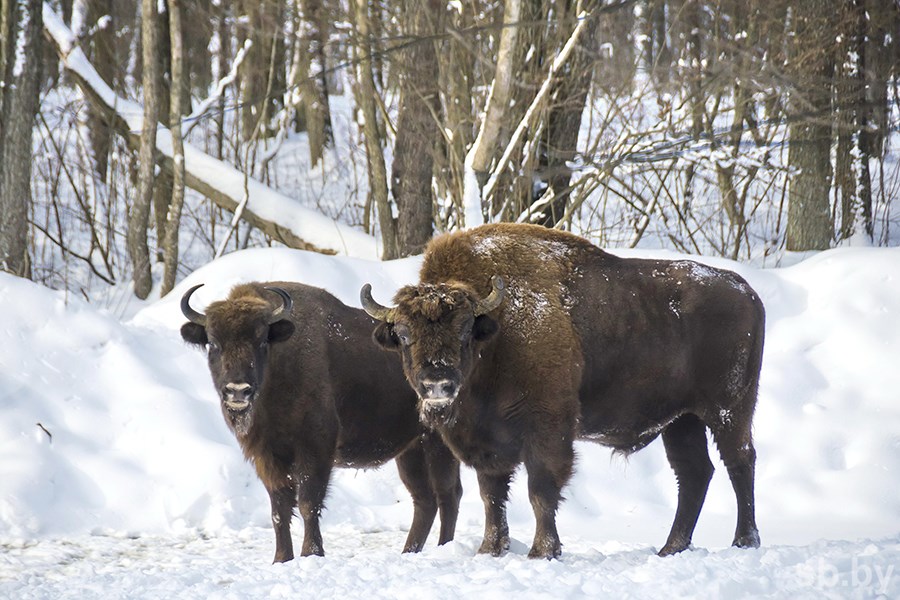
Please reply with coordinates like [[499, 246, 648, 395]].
[[42, 4, 377, 259]]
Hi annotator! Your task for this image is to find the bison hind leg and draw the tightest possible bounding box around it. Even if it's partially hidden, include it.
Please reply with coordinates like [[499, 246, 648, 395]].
[[658, 413, 715, 557], [710, 408, 760, 551]]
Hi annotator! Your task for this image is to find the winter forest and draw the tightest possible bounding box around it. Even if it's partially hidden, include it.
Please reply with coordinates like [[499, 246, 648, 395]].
[[0, 0, 898, 301]]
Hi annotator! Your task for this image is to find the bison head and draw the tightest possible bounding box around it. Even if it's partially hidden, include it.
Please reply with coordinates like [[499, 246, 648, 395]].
[[360, 276, 504, 426], [180, 284, 295, 435]]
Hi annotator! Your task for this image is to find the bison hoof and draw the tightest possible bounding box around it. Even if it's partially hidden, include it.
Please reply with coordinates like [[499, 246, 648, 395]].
[[477, 538, 510, 557], [528, 544, 562, 560], [402, 540, 425, 553], [657, 542, 691, 557], [733, 530, 761, 549]]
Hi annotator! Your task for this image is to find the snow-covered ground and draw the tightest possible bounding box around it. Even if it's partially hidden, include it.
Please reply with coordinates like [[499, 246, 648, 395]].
[[1, 245, 899, 598]]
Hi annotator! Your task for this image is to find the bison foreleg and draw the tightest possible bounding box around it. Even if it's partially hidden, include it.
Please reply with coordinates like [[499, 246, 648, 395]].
[[658, 414, 715, 556], [295, 465, 331, 557], [396, 441, 439, 552], [268, 486, 296, 563], [524, 450, 573, 559], [423, 431, 463, 546], [476, 470, 513, 556]]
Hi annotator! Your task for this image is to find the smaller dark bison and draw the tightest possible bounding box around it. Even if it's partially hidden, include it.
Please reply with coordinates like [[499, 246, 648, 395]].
[[362, 223, 765, 559], [180, 281, 461, 562]]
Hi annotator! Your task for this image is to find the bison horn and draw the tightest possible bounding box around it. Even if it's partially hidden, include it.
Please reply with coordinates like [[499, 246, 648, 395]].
[[264, 287, 293, 323], [180, 284, 207, 327], [474, 276, 506, 316], [360, 284, 394, 323]]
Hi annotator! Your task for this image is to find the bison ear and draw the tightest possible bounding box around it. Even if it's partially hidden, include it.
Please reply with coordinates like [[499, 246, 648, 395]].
[[373, 322, 400, 351], [268, 319, 295, 343], [473, 314, 499, 342], [181, 322, 208, 347]]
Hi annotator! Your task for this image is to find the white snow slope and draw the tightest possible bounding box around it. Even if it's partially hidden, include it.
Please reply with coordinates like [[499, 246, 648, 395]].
[[1, 246, 899, 599]]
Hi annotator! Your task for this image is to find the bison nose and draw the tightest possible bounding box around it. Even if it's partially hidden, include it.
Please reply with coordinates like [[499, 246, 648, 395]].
[[222, 382, 254, 411], [420, 378, 458, 401]]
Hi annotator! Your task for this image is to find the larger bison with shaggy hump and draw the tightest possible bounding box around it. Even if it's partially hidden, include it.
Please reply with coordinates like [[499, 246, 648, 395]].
[[180, 282, 461, 562], [361, 223, 764, 559]]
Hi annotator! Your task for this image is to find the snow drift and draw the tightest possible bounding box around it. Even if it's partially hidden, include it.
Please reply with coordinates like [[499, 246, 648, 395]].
[[1, 246, 898, 597]]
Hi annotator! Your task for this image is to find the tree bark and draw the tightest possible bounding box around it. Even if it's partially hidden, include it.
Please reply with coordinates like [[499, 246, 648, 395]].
[[439, 0, 474, 228], [161, 0, 185, 297], [152, 0, 173, 257], [351, 0, 397, 259], [536, 0, 598, 228], [299, 0, 333, 165], [128, 0, 159, 298], [468, 0, 521, 189], [786, 0, 835, 251], [391, 0, 441, 256], [0, 0, 41, 279], [80, 0, 115, 180]]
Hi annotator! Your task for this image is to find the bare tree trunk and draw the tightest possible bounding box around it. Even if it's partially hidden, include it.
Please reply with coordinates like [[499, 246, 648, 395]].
[[391, 0, 441, 256], [299, 0, 333, 165], [850, 0, 872, 240], [681, 0, 703, 213], [128, 0, 159, 298], [152, 0, 172, 260], [643, 0, 671, 85], [438, 0, 474, 228], [214, 0, 229, 160], [351, 0, 397, 258], [238, 0, 281, 140], [786, 0, 835, 251], [537, 0, 598, 228], [184, 0, 212, 100], [161, 0, 185, 296], [0, 0, 41, 279], [835, 1, 862, 241], [79, 0, 115, 181], [467, 0, 521, 191]]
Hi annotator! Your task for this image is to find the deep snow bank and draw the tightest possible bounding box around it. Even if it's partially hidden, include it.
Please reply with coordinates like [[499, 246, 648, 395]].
[[1, 246, 898, 555]]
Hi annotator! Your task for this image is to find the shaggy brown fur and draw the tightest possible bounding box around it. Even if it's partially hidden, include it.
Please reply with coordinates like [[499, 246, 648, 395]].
[[366, 223, 764, 559], [181, 282, 461, 562]]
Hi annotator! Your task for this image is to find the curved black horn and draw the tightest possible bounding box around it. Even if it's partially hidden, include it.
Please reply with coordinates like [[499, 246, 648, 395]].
[[264, 286, 293, 323], [474, 276, 506, 316], [360, 283, 395, 323], [180, 284, 207, 326]]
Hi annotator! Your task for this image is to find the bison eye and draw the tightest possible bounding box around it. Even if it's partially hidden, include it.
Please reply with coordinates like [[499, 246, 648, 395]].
[[393, 324, 412, 346]]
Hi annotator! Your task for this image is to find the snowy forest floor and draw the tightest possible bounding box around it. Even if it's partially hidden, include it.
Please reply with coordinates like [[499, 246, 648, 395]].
[[2, 527, 898, 599]]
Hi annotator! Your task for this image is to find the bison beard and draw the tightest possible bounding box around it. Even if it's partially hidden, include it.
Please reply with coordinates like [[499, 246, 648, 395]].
[[419, 397, 459, 428], [364, 223, 765, 560]]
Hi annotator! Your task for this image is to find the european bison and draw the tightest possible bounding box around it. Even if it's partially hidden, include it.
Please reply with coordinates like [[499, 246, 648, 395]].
[[180, 281, 461, 562], [361, 223, 764, 559]]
